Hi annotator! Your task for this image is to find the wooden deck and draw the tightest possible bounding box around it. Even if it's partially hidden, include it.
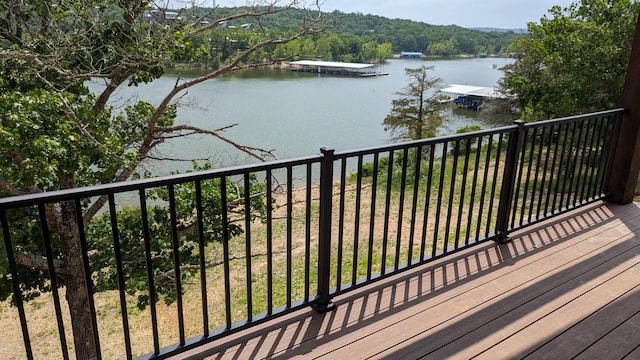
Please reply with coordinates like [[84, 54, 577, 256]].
[[174, 200, 640, 360]]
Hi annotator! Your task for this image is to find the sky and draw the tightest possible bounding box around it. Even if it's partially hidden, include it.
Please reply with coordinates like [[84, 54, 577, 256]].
[[317, 0, 576, 28], [174, 0, 577, 29]]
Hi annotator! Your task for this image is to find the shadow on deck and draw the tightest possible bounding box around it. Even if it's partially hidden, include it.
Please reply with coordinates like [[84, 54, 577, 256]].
[[174, 200, 640, 359]]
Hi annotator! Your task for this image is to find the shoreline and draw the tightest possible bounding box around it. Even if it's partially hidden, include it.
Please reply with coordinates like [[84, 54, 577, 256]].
[[167, 53, 513, 72]]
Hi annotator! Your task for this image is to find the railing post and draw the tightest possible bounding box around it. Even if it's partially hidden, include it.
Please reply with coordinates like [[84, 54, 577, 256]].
[[313, 147, 337, 313], [1, 209, 33, 359], [608, 13, 640, 203], [494, 120, 526, 244]]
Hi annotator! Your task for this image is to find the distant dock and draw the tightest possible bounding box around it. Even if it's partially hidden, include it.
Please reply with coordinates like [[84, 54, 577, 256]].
[[440, 84, 503, 110], [288, 60, 388, 77]]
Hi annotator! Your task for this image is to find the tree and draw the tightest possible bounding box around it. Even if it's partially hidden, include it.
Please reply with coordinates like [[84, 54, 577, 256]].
[[375, 42, 393, 62], [499, 0, 640, 121], [426, 38, 461, 57], [452, 124, 483, 156], [383, 65, 448, 141], [0, 1, 326, 358]]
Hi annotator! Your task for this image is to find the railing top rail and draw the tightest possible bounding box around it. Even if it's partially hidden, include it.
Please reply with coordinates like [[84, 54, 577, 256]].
[[0, 154, 322, 209], [333, 125, 519, 159], [522, 108, 626, 128]]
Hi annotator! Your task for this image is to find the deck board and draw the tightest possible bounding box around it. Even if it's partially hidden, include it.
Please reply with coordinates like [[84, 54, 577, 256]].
[[173, 200, 640, 360]]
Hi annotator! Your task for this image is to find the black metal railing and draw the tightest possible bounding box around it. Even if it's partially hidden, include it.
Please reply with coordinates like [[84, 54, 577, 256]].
[[0, 109, 624, 359]]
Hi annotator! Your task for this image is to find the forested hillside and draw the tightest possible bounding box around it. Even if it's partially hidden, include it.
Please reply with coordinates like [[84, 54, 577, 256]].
[[325, 10, 520, 56], [177, 6, 521, 67]]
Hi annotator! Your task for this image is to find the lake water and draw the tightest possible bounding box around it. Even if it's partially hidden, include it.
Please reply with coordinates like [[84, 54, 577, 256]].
[[99, 57, 514, 175]]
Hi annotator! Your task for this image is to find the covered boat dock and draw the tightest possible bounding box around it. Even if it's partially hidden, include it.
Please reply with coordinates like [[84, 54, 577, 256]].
[[440, 84, 502, 110], [400, 51, 424, 59], [288, 60, 388, 77]]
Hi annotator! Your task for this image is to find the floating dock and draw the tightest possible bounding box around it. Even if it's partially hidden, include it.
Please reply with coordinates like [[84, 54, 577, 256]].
[[288, 60, 388, 77]]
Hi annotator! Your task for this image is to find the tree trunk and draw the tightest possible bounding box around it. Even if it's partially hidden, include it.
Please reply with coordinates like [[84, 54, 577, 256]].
[[65, 273, 100, 360], [59, 200, 100, 360]]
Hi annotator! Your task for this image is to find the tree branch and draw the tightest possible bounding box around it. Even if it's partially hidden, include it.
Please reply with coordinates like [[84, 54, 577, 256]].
[[0, 50, 77, 80], [187, 0, 316, 38], [104, 10, 326, 206], [0, 177, 24, 197], [159, 124, 277, 161], [15, 253, 64, 273]]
